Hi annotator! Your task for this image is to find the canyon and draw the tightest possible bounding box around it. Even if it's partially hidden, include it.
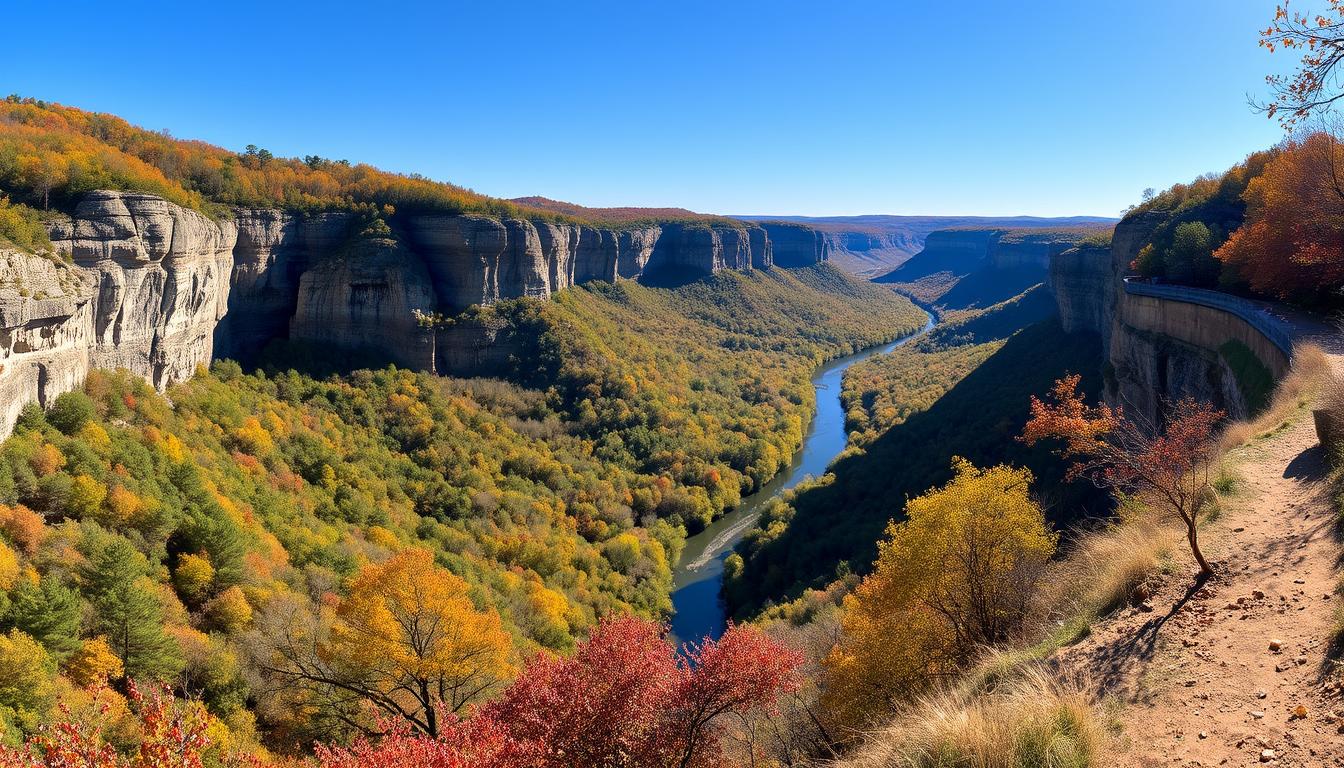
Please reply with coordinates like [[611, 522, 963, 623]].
[[0, 190, 823, 437], [745, 214, 1115, 278]]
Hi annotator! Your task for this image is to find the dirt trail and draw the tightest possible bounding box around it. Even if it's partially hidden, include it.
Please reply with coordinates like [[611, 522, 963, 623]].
[[1059, 412, 1342, 766]]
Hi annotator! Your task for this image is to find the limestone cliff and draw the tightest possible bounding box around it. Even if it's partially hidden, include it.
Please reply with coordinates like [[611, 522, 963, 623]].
[[760, 222, 829, 268], [1049, 210, 1289, 423], [0, 191, 235, 434], [0, 190, 802, 436], [1048, 243, 1113, 341]]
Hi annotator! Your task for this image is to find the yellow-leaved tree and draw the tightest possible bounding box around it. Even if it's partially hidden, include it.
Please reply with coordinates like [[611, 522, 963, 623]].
[[822, 459, 1056, 732], [252, 548, 514, 738]]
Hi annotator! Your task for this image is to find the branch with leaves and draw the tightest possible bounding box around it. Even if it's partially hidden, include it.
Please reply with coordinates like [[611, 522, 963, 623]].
[[1257, 1, 1344, 127], [1021, 375, 1223, 579]]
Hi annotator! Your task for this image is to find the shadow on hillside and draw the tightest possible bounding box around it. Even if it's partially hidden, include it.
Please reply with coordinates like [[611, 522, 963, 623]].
[[919, 284, 1054, 348], [637, 265, 712, 288], [729, 318, 1111, 614], [1067, 580, 1206, 701], [938, 265, 1049, 310]]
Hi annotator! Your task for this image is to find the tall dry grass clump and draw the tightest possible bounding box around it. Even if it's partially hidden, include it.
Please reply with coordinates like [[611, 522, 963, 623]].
[[1221, 342, 1330, 448], [836, 664, 1101, 768], [1037, 515, 1177, 624]]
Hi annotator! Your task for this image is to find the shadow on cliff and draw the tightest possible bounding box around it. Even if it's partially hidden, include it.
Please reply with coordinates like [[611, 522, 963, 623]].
[[636, 265, 715, 289], [250, 339, 409, 379], [726, 318, 1111, 615]]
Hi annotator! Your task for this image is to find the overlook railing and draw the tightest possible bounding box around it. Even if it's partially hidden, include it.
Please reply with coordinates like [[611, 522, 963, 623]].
[[1122, 278, 1295, 358]]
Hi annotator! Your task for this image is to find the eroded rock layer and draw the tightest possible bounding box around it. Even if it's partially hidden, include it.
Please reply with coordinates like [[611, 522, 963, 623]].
[[0, 190, 828, 436]]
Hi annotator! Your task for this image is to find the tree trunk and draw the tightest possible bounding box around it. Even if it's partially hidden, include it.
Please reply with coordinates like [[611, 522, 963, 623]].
[[1186, 519, 1213, 579]]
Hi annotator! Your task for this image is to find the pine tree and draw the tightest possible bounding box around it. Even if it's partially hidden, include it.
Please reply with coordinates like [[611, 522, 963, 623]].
[[3, 577, 82, 659], [81, 539, 182, 681]]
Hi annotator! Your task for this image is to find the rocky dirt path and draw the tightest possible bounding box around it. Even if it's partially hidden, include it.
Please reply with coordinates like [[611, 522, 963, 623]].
[[1059, 412, 1342, 767]]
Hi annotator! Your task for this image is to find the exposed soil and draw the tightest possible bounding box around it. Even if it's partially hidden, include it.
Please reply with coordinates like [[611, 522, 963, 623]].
[[1059, 414, 1343, 766]]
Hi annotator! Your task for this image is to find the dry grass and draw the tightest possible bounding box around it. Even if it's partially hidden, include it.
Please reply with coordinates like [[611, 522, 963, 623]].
[[828, 344, 1338, 768], [836, 664, 1103, 768], [1035, 514, 1177, 627], [1220, 343, 1330, 449]]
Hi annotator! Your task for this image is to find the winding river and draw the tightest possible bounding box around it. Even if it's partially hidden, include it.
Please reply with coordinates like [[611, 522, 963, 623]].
[[669, 312, 935, 646]]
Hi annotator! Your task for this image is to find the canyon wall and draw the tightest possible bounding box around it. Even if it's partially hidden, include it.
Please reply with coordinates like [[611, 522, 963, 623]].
[[1049, 211, 1293, 423], [759, 222, 830, 268], [876, 228, 1086, 285], [0, 191, 817, 436]]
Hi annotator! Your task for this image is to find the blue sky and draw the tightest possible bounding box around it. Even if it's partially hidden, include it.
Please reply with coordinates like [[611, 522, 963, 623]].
[[2, 0, 1292, 217]]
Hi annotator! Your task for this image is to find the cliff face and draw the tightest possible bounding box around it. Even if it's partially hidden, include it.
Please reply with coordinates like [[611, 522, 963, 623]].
[[1049, 211, 1285, 423], [0, 190, 803, 436], [0, 191, 235, 435], [1048, 243, 1112, 340], [990, 231, 1086, 270], [818, 230, 920, 277], [760, 223, 830, 268]]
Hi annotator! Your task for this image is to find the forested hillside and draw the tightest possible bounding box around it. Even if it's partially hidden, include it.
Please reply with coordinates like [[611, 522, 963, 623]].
[[725, 287, 1105, 615], [0, 97, 578, 224], [0, 264, 923, 752]]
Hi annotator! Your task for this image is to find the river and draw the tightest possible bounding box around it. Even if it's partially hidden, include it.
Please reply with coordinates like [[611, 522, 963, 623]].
[[668, 312, 935, 646]]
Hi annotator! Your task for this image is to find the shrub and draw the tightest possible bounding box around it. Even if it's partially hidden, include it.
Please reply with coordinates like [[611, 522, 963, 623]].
[[0, 198, 49, 254], [46, 391, 95, 436]]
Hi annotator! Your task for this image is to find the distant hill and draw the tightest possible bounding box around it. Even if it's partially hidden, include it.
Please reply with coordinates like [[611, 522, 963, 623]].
[[507, 196, 733, 226], [736, 215, 1117, 277], [874, 225, 1114, 310]]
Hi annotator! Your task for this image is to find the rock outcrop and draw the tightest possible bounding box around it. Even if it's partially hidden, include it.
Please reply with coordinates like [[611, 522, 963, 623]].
[[0, 190, 807, 436], [1049, 210, 1290, 423], [1048, 243, 1113, 340], [760, 223, 829, 268]]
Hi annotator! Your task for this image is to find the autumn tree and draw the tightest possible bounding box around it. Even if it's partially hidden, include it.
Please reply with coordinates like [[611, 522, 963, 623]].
[[252, 548, 514, 738], [314, 615, 802, 768], [822, 459, 1056, 730], [1022, 375, 1223, 578], [1257, 1, 1344, 127], [0, 683, 215, 768], [0, 629, 54, 728], [1214, 132, 1344, 303]]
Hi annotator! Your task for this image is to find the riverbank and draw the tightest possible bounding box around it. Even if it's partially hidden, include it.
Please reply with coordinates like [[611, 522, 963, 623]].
[[669, 312, 936, 645]]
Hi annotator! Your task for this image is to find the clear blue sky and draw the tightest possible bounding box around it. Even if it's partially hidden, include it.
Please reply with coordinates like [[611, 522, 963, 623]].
[[2, 0, 1292, 217]]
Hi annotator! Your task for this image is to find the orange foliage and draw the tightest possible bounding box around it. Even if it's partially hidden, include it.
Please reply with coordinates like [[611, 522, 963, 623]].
[[1022, 376, 1223, 577], [0, 504, 46, 555], [29, 443, 65, 477], [1258, 1, 1344, 126], [0, 96, 560, 222], [1215, 133, 1344, 303]]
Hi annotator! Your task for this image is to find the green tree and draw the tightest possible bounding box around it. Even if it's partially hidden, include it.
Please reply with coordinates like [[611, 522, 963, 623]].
[[3, 576, 83, 659], [1166, 220, 1216, 285], [46, 391, 96, 436], [81, 538, 183, 681]]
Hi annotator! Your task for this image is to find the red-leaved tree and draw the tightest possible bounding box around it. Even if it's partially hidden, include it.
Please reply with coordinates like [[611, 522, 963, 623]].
[[1257, 0, 1344, 127], [0, 683, 218, 768], [315, 615, 803, 768], [1022, 375, 1224, 579]]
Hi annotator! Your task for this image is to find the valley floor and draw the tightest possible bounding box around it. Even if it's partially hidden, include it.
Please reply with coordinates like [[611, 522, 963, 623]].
[[1060, 379, 1344, 765]]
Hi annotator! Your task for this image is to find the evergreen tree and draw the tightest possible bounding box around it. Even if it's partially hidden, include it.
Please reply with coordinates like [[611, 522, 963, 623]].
[[3, 577, 82, 659], [81, 538, 182, 681]]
